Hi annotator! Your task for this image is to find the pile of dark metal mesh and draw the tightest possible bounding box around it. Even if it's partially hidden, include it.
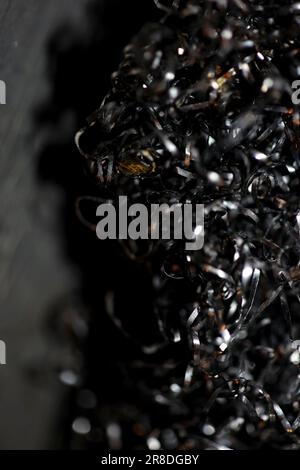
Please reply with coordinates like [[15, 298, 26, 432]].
[[72, 0, 300, 449]]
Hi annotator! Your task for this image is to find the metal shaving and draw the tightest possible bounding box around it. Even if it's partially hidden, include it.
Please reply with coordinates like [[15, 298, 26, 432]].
[[71, 0, 300, 450]]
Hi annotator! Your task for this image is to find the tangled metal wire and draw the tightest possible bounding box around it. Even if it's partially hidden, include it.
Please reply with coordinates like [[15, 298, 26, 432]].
[[72, 0, 300, 449]]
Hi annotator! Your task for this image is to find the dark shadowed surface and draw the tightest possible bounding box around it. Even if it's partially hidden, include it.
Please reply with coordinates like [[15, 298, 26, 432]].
[[0, 0, 158, 449], [0, 0, 96, 450]]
